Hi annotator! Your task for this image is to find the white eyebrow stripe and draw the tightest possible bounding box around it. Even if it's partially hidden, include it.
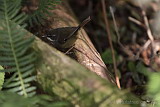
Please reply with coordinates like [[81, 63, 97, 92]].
[[42, 35, 46, 37], [47, 37, 54, 42]]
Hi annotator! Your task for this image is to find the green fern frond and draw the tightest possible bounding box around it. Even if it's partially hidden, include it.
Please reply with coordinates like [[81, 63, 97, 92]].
[[24, 0, 61, 26], [0, 66, 5, 90], [0, 92, 71, 107], [0, 0, 36, 97]]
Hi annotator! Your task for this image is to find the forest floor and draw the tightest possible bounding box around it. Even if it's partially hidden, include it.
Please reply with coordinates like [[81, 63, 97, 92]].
[[69, 0, 160, 101]]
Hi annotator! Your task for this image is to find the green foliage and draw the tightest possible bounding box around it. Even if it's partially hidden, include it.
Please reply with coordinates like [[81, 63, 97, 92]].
[[0, 92, 71, 107], [101, 48, 119, 64], [136, 62, 151, 76], [0, 66, 5, 90], [127, 62, 142, 85], [135, 62, 160, 106], [0, 0, 36, 97], [147, 73, 160, 107], [24, 0, 61, 26]]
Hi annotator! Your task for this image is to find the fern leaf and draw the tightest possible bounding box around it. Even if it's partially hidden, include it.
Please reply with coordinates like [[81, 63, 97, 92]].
[[0, 66, 4, 90], [0, 0, 36, 97], [0, 92, 71, 107], [24, 0, 61, 26]]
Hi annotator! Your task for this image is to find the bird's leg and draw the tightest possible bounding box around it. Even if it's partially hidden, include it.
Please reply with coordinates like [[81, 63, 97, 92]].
[[65, 44, 75, 54]]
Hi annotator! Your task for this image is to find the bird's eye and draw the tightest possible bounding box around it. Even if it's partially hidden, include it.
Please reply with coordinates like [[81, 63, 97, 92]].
[[64, 39, 67, 42], [62, 39, 67, 43]]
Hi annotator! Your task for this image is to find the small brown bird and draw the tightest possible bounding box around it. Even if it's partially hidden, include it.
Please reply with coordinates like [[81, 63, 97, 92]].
[[43, 17, 91, 50]]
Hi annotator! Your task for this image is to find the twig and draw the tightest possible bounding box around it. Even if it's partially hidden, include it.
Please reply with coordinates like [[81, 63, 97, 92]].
[[110, 7, 136, 60], [110, 7, 128, 49], [138, 3, 155, 59], [128, 2, 154, 41], [101, 0, 121, 89], [141, 10, 154, 41], [135, 40, 151, 59], [128, 3, 155, 60], [128, 17, 146, 29], [110, 7, 122, 47], [138, 2, 154, 44]]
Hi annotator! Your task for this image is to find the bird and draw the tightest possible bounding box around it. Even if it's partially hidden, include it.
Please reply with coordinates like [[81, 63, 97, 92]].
[[42, 16, 91, 50]]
